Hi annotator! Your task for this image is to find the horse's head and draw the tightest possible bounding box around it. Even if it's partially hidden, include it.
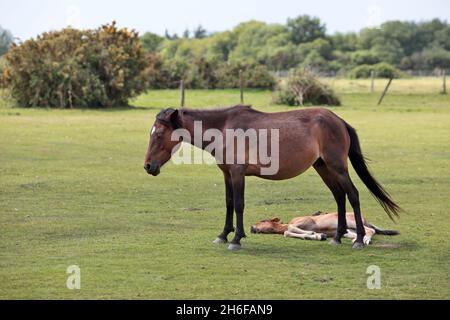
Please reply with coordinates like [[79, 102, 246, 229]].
[[144, 108, 182, 176], [250, 217, 286, 234]]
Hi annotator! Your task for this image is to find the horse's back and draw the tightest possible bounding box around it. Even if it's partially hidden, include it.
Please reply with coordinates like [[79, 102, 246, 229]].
[[227, 107, 351, 180]]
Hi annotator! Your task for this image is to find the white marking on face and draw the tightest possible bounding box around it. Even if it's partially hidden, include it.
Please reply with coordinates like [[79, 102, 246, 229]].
[[151, 126, 156, 136]]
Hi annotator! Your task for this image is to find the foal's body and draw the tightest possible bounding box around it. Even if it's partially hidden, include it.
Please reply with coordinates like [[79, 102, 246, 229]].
[[250, 212, 400, 245], [144, 105, 400, 251]]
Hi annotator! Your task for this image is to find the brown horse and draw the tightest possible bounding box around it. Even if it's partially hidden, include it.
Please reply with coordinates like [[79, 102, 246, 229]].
[[144, 105, 400, 251]]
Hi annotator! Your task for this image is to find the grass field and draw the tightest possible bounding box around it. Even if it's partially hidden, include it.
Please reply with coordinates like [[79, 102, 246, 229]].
[[0, 79, 449, 299]]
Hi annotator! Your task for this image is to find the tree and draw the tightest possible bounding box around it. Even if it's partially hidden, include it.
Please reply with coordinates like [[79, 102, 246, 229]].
[[286, 15, 326, 44], [164, 29, 179, 40], [0, 25, 13, 56], [2, 22, 150, 108], [141, 32, 164, 52], [193, 25, 207, 39]]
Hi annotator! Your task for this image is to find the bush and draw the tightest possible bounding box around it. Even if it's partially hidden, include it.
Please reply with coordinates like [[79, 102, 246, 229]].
[[350, 63, 402, 79], [215, 62, 276, 89], [274, 69, 341, 106], [186, 57, 219, 89], [145, 59, 275, 90], [1, 22, 149, 108]]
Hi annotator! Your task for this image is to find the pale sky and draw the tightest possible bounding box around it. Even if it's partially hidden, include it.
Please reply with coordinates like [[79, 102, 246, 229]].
[[1, 0, 449, 41]]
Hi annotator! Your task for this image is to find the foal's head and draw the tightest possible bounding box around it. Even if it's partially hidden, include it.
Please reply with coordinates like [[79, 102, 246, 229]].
[[144, 108, 182, 176], [250, 218, 286, 234]]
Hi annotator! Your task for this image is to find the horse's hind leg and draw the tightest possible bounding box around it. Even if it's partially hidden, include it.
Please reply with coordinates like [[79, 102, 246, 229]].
[[314, 160, 347, 245], [332, 168, 366, 249]]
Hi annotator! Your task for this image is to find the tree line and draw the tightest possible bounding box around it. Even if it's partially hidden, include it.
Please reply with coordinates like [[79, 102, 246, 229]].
[[141, 15, 450, 76], [0, 16, 448, 108]]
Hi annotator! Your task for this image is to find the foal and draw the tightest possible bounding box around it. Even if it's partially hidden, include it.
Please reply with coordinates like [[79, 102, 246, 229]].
[[251, 212, 400, 245], [144, 105, 401, 250]]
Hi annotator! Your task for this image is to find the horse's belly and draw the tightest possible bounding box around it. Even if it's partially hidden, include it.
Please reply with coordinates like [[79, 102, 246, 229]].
[[247, 153, 317, 180]]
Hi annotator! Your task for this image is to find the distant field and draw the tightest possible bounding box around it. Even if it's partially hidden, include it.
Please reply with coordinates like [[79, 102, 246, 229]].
[[0, 79, 449, 299], [321, 77, 446, 94]]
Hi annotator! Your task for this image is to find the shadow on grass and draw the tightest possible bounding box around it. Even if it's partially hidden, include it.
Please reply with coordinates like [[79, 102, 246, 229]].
[[229, 238, 420, 260]]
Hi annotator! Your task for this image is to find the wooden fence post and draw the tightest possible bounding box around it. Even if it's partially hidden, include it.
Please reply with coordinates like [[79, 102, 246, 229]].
[[443, 69, 447, 94], [370, 70, 375, 93], [180, 79, 185, 107], [239, 70, 244, 104], [377, 77, 393, 106]]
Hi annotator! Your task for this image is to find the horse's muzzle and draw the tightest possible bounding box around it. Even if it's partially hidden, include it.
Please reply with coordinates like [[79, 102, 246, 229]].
[[144, 163, 161, 177]]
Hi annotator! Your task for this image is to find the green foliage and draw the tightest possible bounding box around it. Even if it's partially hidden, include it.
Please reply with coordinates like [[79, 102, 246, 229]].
[[145, 55, 276, 90], [215, 62, 276, 89], [275, 69, 340, 106], [140, 17, 450, 78], [350, 63, 403, 79], [0, 55, 5, 73], [400, 48, 450, 70], [286, 15, 326, 45], [193, 25, 208, 39], [2, 22, 149, 108], [351, 50, 381, 65], [141, 32, 164, 52], [0, 25, 13, 56]]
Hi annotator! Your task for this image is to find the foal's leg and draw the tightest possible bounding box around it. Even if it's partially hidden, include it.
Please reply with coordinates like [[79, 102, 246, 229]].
[[357, 227, 376, 245], [284, 231, 325, 241], [214, 172, 235, 244], [344, 229, 357, 240], [288, 225, 315, 235], [314, 161, 347, 245], [228, 167, 246, 251]]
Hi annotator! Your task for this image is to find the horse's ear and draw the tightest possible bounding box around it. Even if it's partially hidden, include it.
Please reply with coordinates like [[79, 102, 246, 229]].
[[271, 217, 280, 223], [168, 109, 180, 129]]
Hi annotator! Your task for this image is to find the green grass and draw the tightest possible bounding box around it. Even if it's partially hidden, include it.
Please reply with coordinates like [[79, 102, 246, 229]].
[[1, 82, 450, 299]]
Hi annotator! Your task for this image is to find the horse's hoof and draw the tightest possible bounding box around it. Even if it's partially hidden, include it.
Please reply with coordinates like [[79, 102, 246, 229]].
[[228, 243, 242, 251], [320, 234, 328, 241], [213, 238, 227, 245], [352, 242, 365, 250], [330, 239, 341, 246]]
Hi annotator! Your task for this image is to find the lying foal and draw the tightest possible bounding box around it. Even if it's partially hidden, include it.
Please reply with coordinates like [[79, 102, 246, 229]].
[[250, 212, 399, 245]]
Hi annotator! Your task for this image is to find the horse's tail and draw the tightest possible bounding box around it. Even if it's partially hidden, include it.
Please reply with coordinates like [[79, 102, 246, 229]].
[[368, 223, 400, 236], [345, 122, 402, 221]]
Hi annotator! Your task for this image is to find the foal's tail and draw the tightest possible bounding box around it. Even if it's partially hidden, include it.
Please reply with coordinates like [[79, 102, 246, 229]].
[[345, 123, 402, 221], [368, 223, 400, 236]]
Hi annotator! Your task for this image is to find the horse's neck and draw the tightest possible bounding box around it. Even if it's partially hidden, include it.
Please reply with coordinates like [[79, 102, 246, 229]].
[[181, 110, 227, 149]]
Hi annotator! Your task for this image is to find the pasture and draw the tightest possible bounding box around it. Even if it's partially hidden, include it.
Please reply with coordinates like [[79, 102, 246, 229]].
[[0, 79, 449, 299]]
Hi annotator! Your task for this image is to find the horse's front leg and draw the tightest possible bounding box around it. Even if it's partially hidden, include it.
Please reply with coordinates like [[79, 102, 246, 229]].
[[228, 167, 246, 251], [214, 172, 235, 244]]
